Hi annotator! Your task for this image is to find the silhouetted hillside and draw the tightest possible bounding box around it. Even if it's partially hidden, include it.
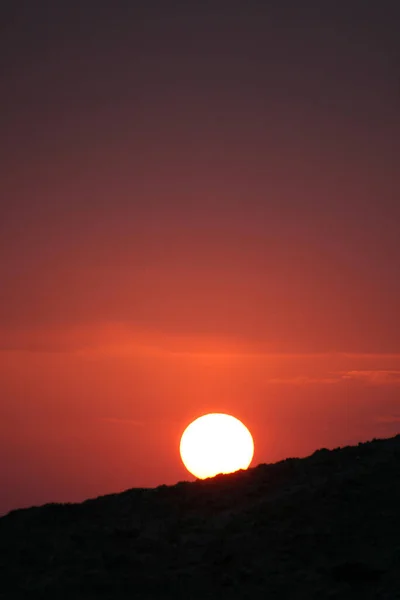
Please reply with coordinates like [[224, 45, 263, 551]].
[[1, 435, 399, 599]]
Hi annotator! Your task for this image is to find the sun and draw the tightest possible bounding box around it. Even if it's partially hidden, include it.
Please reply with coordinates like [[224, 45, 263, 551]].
[[179, 413, 254, 479]]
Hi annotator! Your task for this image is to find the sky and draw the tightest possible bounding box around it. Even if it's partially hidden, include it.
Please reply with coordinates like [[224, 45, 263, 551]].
[[1, 0, 399, 515]]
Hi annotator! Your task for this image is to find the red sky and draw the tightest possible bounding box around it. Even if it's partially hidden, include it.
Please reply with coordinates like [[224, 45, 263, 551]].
[[1, 1, 399, 515]]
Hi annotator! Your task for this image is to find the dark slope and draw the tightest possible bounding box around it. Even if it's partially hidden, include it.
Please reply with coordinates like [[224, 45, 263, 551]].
[[1, 435, 399, 599]]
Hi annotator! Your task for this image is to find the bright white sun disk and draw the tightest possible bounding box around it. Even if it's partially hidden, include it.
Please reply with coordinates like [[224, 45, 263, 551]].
[[179, 413, 254, 479]]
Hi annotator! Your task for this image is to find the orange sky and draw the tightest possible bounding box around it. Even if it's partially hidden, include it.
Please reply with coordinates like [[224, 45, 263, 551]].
[[1, 2, 399, 514], [1, 328, 400, 514]]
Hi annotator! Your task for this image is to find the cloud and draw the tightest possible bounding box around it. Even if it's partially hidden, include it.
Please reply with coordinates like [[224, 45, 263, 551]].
[[341, 370, 400, 385], [267, 375, 340, 385], [1, 315, 400, 361], [375, 415, 400, 424], [100, 418, 144, 427], [266, 367, 400, 387]]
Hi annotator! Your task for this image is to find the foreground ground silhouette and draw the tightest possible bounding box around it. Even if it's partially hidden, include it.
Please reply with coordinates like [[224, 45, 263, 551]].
[[1, 434, 399, 599]]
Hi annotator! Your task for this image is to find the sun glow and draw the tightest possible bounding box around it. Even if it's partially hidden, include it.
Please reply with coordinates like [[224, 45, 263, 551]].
[[179, 413, 254, 479]]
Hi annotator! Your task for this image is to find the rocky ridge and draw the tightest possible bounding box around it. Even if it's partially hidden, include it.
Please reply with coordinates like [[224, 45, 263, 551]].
[[1, 434, 399, 599]]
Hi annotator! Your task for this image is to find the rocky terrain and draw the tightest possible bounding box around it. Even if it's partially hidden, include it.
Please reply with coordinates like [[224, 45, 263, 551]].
[[1, 434, 399, 599]]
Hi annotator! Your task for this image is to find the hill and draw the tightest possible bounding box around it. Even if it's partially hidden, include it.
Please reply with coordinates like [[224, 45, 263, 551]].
[[1, 435, 399, 599]]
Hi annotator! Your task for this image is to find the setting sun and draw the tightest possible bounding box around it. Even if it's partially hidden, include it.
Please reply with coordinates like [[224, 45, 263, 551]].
[[179, 413, 254, 479]]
